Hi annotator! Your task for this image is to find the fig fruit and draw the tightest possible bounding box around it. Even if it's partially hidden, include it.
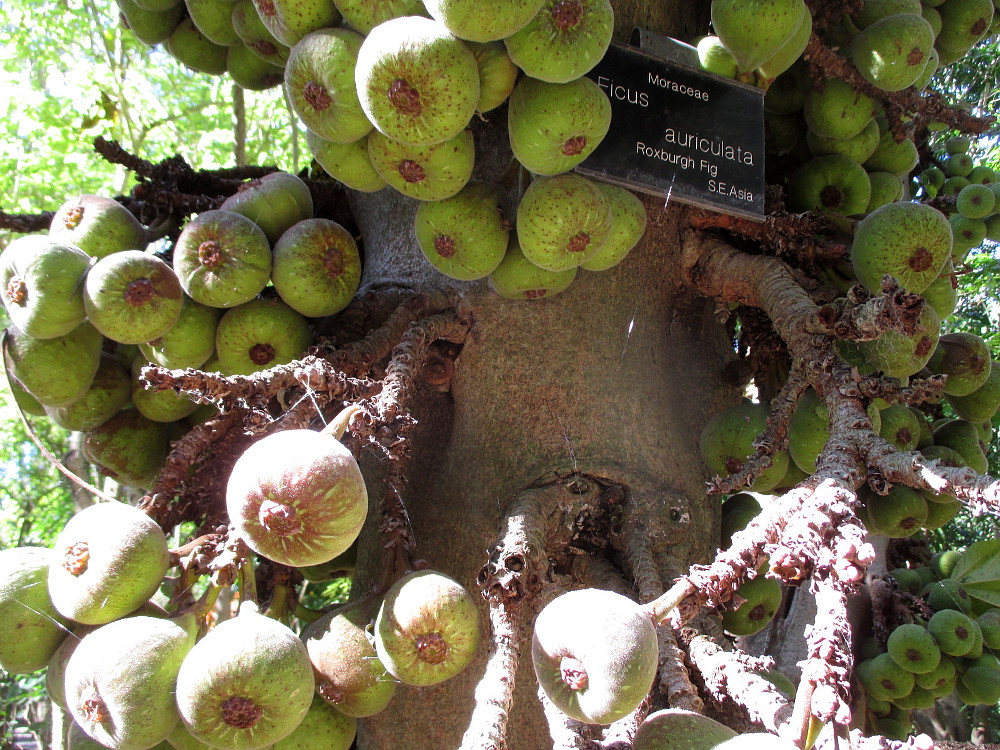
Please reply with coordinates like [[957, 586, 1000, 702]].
[[219, 172, 314, 245], [375, 570, 482, 686], [140, 296, 221, 369], [65, 614, 197, 750], [633, 708, 737, 750], [49, 195, 148, 259], [176, 604, 315, 749], [720, 575, 782, 636], [4, 322, 103, 408], [271, 695, 357, 750], [503, 0, 613, 83], [48, 501, 170, 625], [367, 127, 475, 200], [250, 0, 340, 47], [227, 428, 368, 567], [926, 332, 992, 396], [579, 183, 647, 272], [285, 28, 371, 144], [533, 587, 657, 724], [83, 250, 184, 345], [516, 173, 612, 272], [307, 130, 388, 193], [507, 75, 611, 176], [45, 354, 132, 432], [423, 0, 545, 41], [489, 239, 578, 299], [84, 409, 169, 488], [271, 218, 362, 318], [302, 602, 397, 717], [0, 238, 90, 339], [214, 296, 311, 375], [173, 209, 272, 309], [712, 0, 806, 73], [414, 180, 509, 280], [355, 16, 479, 146], [0, 546, 71, 674], [887, 622, 941, 674]]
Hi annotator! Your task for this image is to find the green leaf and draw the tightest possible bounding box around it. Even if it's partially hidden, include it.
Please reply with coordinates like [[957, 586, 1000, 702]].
[[951, 539, 1000, 584]]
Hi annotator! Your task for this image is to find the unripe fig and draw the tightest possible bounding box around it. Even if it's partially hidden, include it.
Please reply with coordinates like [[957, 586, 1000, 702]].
[[84, 409, 169, 488], [174, 210, 272, 309], [697, 36, 738, 78], [516, 173, 612, 272], [0, 547, 71, 674], [533, 588, 657, 724], [368, 128, 475, 201], [302, 601, 397, 717], [711, 0, 806, 73], [214, 296, 311, 375], [65, 614, 197, 750], [227, 43, 285, 91], [227, 428, 368, 567], [507, 76, 611, 176], [503, 0, 613, 83], [45, 354, 132, 432], [804, 79, 875, 140], [467, 41, 519, 112], [787, 154, 871, 215], [355, 16, 479, 146], [720, 575, 782, 636], [864, 126, 919, 175], [49, 195, 148, 259], [375, 570, 482, 686], [271, 695, 356, 750], [118, 0, 185, 45], [887, 622, 941, 673], [0, 238, 90, 339], [946, 360, 1000, 423], [176, 604, 315, 749], [332, 0, 425, 35], [140, 296, 221, 369], [850, 13, 934, 91], [220, 172, 314, 245], [48, 502, 170, 625], [414, 181, 509, 280], [164, 18, 229, 75], [231, 0, 290, 66], [699, 400, 790, 492], [489, 239, 578, 299], [4, 322, 103, 408], [131, 358, 200, 423], [83, 250, 184, 345], [185, 0, 239, 45], [285, 28, 371, 144], [633, 708, 737, 750], [250, 0, 340, 47], [423, 0, 545, 41], [850, 202, 952, 295], [307, 130, 387, 192], [926, 332, 992, 396], [579, 184, 647, 272], [271, 218, 362, 318], [756, 4, 812, 81]]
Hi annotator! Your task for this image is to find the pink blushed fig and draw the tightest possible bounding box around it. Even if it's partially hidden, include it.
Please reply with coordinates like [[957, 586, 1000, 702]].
[[227, 428, 368, 567]]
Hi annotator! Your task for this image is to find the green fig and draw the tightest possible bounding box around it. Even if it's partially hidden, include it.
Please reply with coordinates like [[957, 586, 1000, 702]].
[[4, 322, 103, 407], [49, 195, 148, 260], [532, 588, 657, 724], [0, 237, 90, 339], [219, 171, 314, 245], [271, 218, 362, 318], [711, 0, 806, 73], [214, 297, 312, 375], [633, 708, 738, 750], [0, 546, 71, 674], [503, 0, 613, 83], [488, 239, 578, 299]]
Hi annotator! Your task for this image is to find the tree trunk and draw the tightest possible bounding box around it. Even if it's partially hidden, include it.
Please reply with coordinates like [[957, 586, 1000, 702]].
[[346, 6, 735, 746]]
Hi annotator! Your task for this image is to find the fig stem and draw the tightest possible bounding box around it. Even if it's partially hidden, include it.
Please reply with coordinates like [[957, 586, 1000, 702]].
[[187, 579, 224, 621], [238, 553, 258, 607], [265, 582, 290, 623], [293, 602, 325, 623], [641, 582, 693, 624], [321, 403, 363, 440]]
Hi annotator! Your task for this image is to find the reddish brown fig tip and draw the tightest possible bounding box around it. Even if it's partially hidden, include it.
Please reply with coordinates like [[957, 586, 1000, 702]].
[[6, 278, 27, 306], [64, 206, 84, 229], [559, 656, 588, 691], [388, 79, 422, 116], [398, 160, 427, 184], [566, 232, 591, 253], [415, 632, 449, 664], [258, 499, 302, 536], [561, 136, 586, 156], [124, 278, 155, 306], [249, 343, 276, 366], [551, 0, 583, 30], [303, 81, 331, 111], [433, 234, 457, 258], [198, 240, 223, 267], [909, 247, 933, 272], [255, 0, 275, 17], [323, 248, 346, 278], [81, 695, 109, 724], [524, 289, 548, 298], [63, 542, 90, 576], [221, 696, 263, 728]]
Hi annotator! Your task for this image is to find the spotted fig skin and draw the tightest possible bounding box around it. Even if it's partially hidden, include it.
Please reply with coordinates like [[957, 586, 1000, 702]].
[[532, 588, 658, 725], [271, 219, 363, 318], [516, 173, 612, 272], [285, 28, 371, 144], [4, 321, 103, 408], [375, 570, 482, 686], [83, 250, 184, 345], [49, 194, 148, 259], [64, 614, 197, 750], [173, 210, 272, 309], [423, 0, 546, 42], [0, 237, 90, 339], [214, 297, 311, 376], [368, 128, 475, 201], [47, 502, 170, 625], [228, 429, 368, 567], [176, 605, 314, 750], [355, 16, 480, 146], [503, 0, 613, 83]]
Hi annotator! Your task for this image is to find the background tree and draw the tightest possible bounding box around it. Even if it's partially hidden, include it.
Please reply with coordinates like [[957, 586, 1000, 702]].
[[1, 0, 1000, 749]]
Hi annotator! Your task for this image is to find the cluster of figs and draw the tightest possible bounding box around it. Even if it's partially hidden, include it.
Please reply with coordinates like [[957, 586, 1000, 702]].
[[116, 0, 650, 299], [2, 174, 363, 487], [859, 542, 1000, 740], [0, 431, 487, 749]]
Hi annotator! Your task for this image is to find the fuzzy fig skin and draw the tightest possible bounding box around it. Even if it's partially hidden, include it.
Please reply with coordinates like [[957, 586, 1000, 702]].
[[227, 429, 368, 567], [0, 547, 71, 674], [532, 588, 658, 725], [375, 570, 482, 686], [176, 605, 314, 750]]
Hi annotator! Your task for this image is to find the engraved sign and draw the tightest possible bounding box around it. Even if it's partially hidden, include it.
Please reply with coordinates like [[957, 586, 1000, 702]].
[[578, 43, 766, 221]]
